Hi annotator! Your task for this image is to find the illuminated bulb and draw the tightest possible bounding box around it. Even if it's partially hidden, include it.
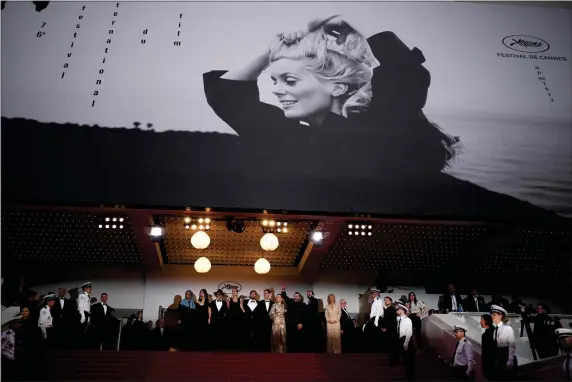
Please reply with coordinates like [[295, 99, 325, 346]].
[[277, 228, 282, 233], [260, 233, 279, 251], [194, 256, 211, 273], [269, 220, 276, 227], [361, 225, 365, 229], [349, 231, 353, 235], [112, 225, 116, 229], [199, 225, 204, 230], [191, 231, 210, 249], [277, 222, 281, 226], [368, 225, 372, 229], [149, 226, 163, 237], [361, 232, 365, 236], [185, 225, 190, 230], [113, 218, 117, 222], [119, 218, 124, 222], [198, 218, 204, 224], [120, 225, 124, 229], [184, 217, 191, 223], [283, 223, 287, 227], [283, 228, 288, 233], [205, 225, 210, 230], [105, 218, 110, 222], [348, 224, 353, 229], [191, 224, 197, 230], [262, 220, 268, 226], [105, 225, 110, 229], [205, 218, 211, 224], [98, 225, 103, 229], [254, 258, 271, 274], [354, 231, 359, 235]]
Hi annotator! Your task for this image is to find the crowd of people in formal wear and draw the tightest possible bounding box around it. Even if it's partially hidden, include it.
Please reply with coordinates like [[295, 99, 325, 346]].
[[2, 279, 571, 381]]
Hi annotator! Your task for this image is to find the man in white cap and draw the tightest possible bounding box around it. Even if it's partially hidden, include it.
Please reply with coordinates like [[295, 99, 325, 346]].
[[77, 282, 92, 348], [451, 324, 475, 380], [368, 288, 384, 352], [490, 305, 517, 380], [38, 294, 56, 343], [395, 303, 415, 380], [555, 328, 572, 380]]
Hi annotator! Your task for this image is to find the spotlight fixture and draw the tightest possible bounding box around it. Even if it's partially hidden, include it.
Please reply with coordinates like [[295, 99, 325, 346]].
[[309, 222, 330, 246], [261, 220, 288, 234], [147, 225, 165, 241], [183, 217, 212, 231], [99, 216, 126, 229], [226, 219, 246, 233], [347, 223, 373, 237]]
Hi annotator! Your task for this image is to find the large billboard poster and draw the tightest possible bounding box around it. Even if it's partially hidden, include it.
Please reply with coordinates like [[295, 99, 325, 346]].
[[1, 2, 571, 221]]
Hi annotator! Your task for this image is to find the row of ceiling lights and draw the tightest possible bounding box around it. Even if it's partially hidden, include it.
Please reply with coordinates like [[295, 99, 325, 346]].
[[148, 219, 293, 275]]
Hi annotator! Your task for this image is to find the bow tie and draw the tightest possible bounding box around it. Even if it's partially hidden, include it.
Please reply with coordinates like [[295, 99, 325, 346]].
[[265, 300, 270, 303], [249, 300, 256, 303], [60, 298, 65, 300]]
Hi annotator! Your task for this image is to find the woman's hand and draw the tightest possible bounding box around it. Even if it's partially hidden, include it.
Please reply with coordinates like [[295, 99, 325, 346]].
[[276, 29, 306, 45]]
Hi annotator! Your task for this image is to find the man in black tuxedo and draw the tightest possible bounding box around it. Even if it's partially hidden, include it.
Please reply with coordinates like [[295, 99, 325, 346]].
[[90, 293, 119, 350], [254, 289, 274, 352], [280, 287, 307, 353], [147, 319, 173, 351], [438, 284, 464, 313], [305, 290, 323, 353], [209, 289, 228, 350], [463, 289, 487, 313], [244, 290, 259, 351], [339, 299, 355, 353], [51, 287, 77, 349]]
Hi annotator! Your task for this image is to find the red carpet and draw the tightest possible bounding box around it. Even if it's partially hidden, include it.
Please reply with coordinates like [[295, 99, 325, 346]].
[[50, 350, 455, 381]]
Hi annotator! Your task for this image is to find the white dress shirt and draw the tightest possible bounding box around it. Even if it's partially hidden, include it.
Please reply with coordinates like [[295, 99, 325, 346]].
[[102, 303, 107, 315], [453, 338, 475, 375], [494, 322, 516, 366], [264, 300, 270, 311], [370, 297, 384, 326], [451, 295, 458, 311], [77, 292, 91, 323], [59, 298, 65, 309], [38, 306, 53, 339], [247, 299, 258, 311], [473, 297, 480, 312], [397, 316, 413, 350], [215, 300, 223, 310]]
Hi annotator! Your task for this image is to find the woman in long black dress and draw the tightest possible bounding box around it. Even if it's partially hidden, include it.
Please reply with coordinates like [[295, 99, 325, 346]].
[[226, 287, 245, 351], [193, 288, 210, 351], [480, 314, 496, 381]]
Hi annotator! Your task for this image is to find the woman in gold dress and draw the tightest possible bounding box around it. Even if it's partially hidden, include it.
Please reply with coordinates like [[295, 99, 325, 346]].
[[325, 294, 342, 354], [269, 293, 287, 353]]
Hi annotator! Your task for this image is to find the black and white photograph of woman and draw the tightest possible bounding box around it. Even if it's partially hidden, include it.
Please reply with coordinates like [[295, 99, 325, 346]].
[[203, 15, 565, 222]]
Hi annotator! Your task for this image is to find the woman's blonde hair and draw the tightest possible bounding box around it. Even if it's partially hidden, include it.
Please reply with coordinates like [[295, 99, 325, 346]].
[[269, 17, 379, 117], [327, 293, 336, 304]]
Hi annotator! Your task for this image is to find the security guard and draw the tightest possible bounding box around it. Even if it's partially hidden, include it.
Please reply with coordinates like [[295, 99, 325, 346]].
[[368, 288, 384, 352], [555, 328, 572, 381], [77, 282, 92, 348], [395, 303, 415, 380], [451, 324, 475, 380], [490, 305, 517, 380], [38, 294, 56, 344]]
